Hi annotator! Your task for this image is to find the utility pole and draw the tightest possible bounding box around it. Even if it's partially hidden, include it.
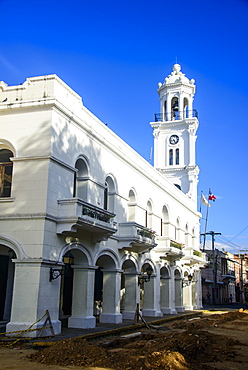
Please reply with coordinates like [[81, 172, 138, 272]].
[[201, 231, 221, 304]]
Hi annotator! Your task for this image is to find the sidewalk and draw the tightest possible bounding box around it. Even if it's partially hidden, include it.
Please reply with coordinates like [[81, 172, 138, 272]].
[[1, 302, 247, 343]]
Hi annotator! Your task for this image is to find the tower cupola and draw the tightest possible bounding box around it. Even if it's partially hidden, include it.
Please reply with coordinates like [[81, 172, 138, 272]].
[[150, 64, 199, 202]]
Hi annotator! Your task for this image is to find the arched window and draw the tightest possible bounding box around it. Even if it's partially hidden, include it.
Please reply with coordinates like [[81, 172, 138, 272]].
[[104, 181, 108, 210], [0, 149, 13, 197], [146, 200, 152, 228], [104, 176, 116, 212], [176, 148, 179, 165], [169, 149, 173, 165], [171, 97, 179, 120], [128, 189, 136, 222], [161, 205, 169, 236], [183, 97, 189, 118], [73, 158, 88, 200]]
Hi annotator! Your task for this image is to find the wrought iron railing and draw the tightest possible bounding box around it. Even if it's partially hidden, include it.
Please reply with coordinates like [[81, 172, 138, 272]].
[[154, 109, 198, 122], [82, 204, 115, 223]]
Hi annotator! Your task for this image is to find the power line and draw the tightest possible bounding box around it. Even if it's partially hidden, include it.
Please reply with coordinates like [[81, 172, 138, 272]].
[[229, 224, 248, 242]]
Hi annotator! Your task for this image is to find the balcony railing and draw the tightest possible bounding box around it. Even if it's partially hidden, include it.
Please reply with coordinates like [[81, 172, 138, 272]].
[[57, 198, 117, 239], [137, 226, 156, 240], [154, 109, 198, 122], [170, 240, 184, 250], [117, 222, 157, 253], [82, 203, 115, 223]]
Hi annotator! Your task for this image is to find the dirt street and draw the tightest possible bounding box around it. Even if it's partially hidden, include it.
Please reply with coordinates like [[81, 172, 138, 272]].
[[1, 309, 248, 370]]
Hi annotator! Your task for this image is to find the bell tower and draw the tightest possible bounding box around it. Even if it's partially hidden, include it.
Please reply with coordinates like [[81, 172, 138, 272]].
[[150, 64, 199, 201]]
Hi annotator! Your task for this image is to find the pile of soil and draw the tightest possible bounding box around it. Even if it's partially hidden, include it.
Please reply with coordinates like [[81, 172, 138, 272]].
[[28, 309, 248, 370]]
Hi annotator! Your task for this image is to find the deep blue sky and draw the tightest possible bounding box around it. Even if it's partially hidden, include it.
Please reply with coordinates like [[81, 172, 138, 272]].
[[0, 0, 247, 253]]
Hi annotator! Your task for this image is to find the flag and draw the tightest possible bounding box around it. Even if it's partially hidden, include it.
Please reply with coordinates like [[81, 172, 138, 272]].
[[208, 191, 216, 201], [201, 193, 210, 207]]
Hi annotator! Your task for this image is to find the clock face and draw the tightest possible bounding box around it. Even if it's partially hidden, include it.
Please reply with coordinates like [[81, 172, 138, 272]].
[[169, 135, 179, 145]]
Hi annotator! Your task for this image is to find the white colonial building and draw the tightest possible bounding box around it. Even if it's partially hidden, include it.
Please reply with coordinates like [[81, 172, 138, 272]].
[[0, 64, 206, 337]]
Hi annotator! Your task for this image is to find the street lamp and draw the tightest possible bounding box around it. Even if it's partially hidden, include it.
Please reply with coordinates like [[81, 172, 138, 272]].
[[138, 265, 153, 286]]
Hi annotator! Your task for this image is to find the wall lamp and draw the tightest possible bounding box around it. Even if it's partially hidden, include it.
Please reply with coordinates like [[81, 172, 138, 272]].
[[49, 268, 63, 282], [182, 274, 193, 287], [50, 252, 74, 282], [138, 265, 153, 286]]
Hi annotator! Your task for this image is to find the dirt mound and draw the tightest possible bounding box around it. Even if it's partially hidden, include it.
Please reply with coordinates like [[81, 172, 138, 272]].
[[28, 311, 248, 370]]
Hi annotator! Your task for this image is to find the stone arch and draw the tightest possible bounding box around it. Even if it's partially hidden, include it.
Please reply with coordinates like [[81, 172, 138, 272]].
[[0, 139, 16, 156], [59, 242, 93, 266], [0, 235, 26, 260]]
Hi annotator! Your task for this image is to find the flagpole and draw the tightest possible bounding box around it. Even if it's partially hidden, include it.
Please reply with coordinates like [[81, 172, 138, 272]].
[[202, 188, 211, 251]]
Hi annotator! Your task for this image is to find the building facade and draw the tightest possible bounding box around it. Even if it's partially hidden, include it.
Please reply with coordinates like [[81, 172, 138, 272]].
[[0, 65, 206, 337]]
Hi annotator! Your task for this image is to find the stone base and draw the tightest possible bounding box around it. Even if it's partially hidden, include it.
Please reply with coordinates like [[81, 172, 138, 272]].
[[122, 311, 136, 320], [68, 316, 96, 329], [99, 313, 122, 324], [175, 306, 185, 313], [161, 307, 177, 314], [6, 320, 61, 338], [142, 309, 163, 317], [184, 305, 194, 311]]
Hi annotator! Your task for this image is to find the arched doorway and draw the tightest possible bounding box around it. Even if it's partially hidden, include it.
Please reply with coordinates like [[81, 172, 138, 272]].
[[0, 245, 16, 321], [174, 269, 184, 312], [95, 253, 122, 324], [160, 266, 170, 314], [121, 258, 138, 320], [60, 246, 96, 329]]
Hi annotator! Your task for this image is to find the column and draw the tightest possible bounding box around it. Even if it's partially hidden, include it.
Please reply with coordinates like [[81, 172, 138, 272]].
[[122, 273, 139, 320], [100, 270, 122, 324], [68, 266, 96, 329], [183, 283, 193, 310], [142, 274, 162, 317], [160, 277, 171, 314], [175, 275, 184, 312], [7, 259, 61, 337]]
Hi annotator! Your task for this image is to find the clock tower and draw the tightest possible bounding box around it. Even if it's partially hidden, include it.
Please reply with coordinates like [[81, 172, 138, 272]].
[[150, 64, 199, 202]]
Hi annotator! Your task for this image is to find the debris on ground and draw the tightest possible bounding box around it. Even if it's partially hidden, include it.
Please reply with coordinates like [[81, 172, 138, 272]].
[[26, 309, 248, 370]]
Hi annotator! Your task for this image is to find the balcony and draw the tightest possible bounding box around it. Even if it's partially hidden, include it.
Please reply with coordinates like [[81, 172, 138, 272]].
[[117, 222, 157, 253], [181, 248, 207, 266], [154, 237, 184, 263], [154, 109, 198, 122], [57, 198, 117, 242]]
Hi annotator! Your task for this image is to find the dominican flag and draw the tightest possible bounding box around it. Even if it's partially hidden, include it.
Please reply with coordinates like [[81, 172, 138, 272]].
[[208, 191, 216, 202]]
